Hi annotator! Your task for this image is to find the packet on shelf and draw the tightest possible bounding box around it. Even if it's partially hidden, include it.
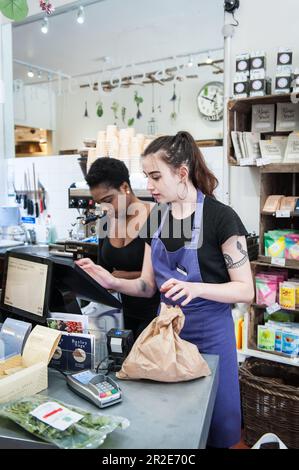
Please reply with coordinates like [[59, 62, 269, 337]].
[[279, 196, 298, 212], [262, 195, 284, 213], [255, 275, 277, 306], [264, 234, 286, 258], [279, 282, 296, 310], [285, 234, 299, 260]]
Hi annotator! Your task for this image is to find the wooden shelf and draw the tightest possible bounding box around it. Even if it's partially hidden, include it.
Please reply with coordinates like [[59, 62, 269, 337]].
[[252, 257, 299, 270], [242, 347, 299, 367], [228, 93, 295, 112], [252, 303, 299, 314], [260, 163, 299, 173], [261, 211, 299, 217]]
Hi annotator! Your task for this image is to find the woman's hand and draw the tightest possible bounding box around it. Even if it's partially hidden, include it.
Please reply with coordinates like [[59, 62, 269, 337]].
[[75, 258, 117, 290], [160, 278, 202, 306]]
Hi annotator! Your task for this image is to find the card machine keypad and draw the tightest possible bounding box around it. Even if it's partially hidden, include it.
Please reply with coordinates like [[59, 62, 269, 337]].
[[66, 370, 122, 408]]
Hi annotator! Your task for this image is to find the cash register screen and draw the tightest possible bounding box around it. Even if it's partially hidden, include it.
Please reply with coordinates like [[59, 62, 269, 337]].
[[0, 252, 52, 323]]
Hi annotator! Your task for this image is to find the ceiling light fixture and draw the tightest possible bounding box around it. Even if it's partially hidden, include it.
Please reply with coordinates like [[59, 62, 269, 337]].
[[37, 70, 42, 79], [76, 6, 85, 24], [27, 69, 34, 78], [41, 17, 49, 34], [187, 55, 193, 68], [206, 52, 213, 64]]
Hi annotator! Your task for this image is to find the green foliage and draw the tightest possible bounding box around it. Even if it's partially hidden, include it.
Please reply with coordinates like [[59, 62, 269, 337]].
[[0, 0, 29, 21]]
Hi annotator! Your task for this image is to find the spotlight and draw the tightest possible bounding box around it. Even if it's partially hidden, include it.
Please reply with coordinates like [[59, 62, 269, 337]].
[[27, 70, 34, 78], [206, 53, 213, 64], [77, 6, 85, 24], [41, 17, 49, 34], [187, 55, 193, 68], [37, 70, 42, 79]]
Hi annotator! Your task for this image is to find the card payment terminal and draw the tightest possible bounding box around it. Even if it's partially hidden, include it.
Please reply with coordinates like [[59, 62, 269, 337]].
[[66, 370, 122, 408]]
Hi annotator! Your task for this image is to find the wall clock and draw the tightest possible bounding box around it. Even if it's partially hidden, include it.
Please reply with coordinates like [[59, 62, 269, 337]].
[[197, 81, 224, 122]]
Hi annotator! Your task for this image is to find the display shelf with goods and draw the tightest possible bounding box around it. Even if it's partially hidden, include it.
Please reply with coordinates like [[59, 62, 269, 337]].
[[227, 94, 299, 167], [240, 164, 299, 366]]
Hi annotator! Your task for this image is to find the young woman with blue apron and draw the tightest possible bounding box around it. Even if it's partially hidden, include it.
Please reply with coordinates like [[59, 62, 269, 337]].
[[151, 189, 241, 448], [76, 131, 254, 448]]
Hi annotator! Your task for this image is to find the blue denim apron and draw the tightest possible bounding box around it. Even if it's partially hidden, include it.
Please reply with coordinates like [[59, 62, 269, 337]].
[[151, 190, 241, 448]]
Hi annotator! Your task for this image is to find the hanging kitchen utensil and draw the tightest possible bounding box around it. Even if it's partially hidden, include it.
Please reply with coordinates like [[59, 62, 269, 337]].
[[84, 101, 89, 118], [111, 102, 119, 123], [32, 163, 39, 218], [151, 83, 155, 114], [23, 173, 28, 210]]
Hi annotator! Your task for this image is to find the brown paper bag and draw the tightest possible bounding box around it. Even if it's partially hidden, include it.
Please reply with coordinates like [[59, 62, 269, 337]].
[[116, 303, 211, 382]]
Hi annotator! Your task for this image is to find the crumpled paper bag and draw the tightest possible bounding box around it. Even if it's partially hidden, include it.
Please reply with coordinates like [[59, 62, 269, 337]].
[[116, 303, 211, 382]]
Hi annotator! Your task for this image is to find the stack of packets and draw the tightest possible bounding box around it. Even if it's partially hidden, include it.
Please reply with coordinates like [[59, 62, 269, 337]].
[[263, 195, 298, 214], [255, 271, 287, 307], [0, 325, 61, 403], [256, 272, 299, 357], [47, 313, 95, 373], [264, 229, 299, 259], [258, 321, 299, 357]]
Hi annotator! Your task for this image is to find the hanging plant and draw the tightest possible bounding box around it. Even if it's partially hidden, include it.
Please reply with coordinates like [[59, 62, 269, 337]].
[[170, 83, 177, 102], [127, 118, 135, 127], [134, 91, 143, 119], [96, 101, 103, 118], [84, 101, 89, 118], [111, 101, 119, 123], [121, 107, 126, 124], [0, 0, 54, 21]]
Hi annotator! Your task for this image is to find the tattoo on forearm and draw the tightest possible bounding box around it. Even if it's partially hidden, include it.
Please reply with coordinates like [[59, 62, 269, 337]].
[[139, 279, 147, 292], [224, 240, 248, 269]]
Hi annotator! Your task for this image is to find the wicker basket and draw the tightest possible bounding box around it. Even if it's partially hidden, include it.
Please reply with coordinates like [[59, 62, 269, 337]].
[[239, 358, 299, 449]]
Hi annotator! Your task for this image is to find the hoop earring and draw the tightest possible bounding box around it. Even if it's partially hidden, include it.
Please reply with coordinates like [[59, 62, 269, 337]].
[[177, 181, 188, 200]]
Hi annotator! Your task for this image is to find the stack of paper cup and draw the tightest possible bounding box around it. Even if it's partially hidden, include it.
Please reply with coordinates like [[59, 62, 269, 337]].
[[106, 125, 118, 140], [107, 137, 119, 158], [130, 156, 142, 173], [143, 138, 154, 153], [87, 148, 98, 173]]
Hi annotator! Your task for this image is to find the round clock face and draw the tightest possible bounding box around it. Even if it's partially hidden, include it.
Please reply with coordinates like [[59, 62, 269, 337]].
[[197, 82, 224, 121]]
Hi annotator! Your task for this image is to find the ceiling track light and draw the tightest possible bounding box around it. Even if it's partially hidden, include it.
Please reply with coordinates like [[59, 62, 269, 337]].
[[37, 70, 42, 79], [187, 55, 193, 68], [77, 5, 85, 24], [41, 16, 49, 34], [27, 69, 34, 78], [206, 52, 213, 64]]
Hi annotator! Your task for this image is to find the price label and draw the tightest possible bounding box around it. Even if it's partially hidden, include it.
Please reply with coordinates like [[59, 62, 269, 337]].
[[256, 157, 271, 167], [240, 158, 255, 166], [266, 303, 281, 315], [276, 210, 291, 218], [271, 257, 286, 267]]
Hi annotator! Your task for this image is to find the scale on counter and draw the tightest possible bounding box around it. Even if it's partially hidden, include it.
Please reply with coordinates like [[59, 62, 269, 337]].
[[66, 369, 122, 408]]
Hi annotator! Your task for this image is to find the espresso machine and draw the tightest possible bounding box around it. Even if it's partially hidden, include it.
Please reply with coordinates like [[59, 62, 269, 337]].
[[49, 183, 105, 261]]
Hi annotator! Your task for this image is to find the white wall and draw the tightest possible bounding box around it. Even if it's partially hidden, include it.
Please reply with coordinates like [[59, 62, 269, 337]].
[[14, 83, 56, 130], [7, 147, 224, 241], [55, 73, 223, 153], [228, 0, 299, 234]]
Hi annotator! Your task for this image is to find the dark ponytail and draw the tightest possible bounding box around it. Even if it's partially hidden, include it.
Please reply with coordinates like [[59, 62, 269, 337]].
[[142, 131, 218, 197]]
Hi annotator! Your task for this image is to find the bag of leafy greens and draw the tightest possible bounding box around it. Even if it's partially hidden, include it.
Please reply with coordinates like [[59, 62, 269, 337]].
[[0, 395, 129, 449]]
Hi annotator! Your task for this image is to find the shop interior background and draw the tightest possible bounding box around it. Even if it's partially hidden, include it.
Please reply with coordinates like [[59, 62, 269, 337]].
[[1, 0, 299, 239]]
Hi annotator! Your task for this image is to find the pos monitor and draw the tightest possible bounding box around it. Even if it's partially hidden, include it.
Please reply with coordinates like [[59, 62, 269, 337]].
[[0, 251, 52, 324], [0, 249, 122, 325]]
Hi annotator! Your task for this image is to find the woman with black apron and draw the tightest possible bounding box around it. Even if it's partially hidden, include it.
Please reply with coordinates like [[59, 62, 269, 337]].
[[85, 157, 160, 339], [77, 132, 254, 448]]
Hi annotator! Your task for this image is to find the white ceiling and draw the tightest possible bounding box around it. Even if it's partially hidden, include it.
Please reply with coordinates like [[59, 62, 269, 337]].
[[12, 0, 224, 82]]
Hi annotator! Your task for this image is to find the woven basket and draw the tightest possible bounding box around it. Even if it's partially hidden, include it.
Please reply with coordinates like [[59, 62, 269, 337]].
[[239, 358, 299, 449]]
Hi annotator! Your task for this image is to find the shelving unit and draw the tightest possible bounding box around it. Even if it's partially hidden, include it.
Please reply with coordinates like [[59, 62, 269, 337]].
[[227, 94, 299, 366], [227, 93, 297, 166]]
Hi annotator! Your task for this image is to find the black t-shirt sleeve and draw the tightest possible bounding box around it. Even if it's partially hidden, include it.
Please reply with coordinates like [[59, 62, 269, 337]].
[[216, 204, 248, 246], [139, 203, 164, 246]]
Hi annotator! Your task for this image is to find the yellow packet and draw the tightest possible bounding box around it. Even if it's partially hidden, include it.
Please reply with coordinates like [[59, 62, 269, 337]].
[[279, 284, 296, 310]]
